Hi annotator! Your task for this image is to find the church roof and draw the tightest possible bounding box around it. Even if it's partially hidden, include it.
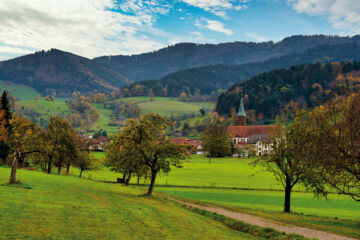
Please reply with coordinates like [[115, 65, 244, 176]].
[[248, 134, 270, 144], [228, 125, 274, 138], [237, 97, 246, 117]]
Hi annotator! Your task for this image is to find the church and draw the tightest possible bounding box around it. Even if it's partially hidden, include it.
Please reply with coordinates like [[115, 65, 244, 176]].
[[227, 98, 274, 157]]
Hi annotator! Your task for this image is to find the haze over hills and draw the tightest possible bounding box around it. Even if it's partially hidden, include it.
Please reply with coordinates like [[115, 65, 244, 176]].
[[1, 35, 360, 97]]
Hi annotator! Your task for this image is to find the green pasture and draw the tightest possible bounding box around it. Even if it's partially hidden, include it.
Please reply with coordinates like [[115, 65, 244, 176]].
[[120, 97, 214, 116], [158, 187, 360, 238], [78, 153, 360, 238], [92, 103, 119, 133], [16, 100, 70, 118], [82, 154, 284, 190], [0, 167, 264, 240], [0, 81, 40, 101]]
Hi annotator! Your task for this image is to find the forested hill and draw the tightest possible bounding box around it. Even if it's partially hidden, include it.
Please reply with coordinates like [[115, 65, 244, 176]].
[[216, 61, 360, 121], [124, 43, 360, 97], [95, 35, 360, 81], [0, 49, 128, 96], [2, 35, 360, 97]]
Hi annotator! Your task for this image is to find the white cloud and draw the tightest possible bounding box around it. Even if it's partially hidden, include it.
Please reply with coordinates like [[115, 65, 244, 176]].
[[0, 0, 172, 60], [205, 20, 234, 35], [182, 0, 247, 17], [288, 0, 360, 33], [246, 33, 268, 42]]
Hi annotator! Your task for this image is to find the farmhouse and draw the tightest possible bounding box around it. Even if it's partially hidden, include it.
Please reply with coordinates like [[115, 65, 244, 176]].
[[227, 98, 273, 156], [172, 137, 204, 154]]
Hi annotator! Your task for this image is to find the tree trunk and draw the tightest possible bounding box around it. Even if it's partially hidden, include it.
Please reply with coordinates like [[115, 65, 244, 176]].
[[137, 174, 140, 185], [125, 171, 132, 186], [47, 160, 52, 174], [284, 177, 292, 213], [79, 168, 83, 178], [66, 164, 70, 175], [58, 165, 62, 174], [122, 173, 126, 183], [146, 169, 158, 196], [9, 152, 19, 184]]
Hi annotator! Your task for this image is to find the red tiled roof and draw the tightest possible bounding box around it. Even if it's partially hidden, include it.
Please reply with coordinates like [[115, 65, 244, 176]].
[[172, 137, 189, 145], [172, 138, 202, 146], [227, 125, 274, 138]]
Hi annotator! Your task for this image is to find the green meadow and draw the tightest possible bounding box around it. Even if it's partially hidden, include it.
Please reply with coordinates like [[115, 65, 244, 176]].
[[17, 100, 70, 117], [81, 154, 285, 190], [120, 97, 214, 116], [0, 81, 40, 101], [92, 103, 119, 133], [74, 153, 360, 238], [0, 81, 214, 131], [0, 166, 267, 240]]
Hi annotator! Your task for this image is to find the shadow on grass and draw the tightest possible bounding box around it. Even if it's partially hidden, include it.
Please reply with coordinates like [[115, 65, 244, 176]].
[[0, 182, 32, 189]]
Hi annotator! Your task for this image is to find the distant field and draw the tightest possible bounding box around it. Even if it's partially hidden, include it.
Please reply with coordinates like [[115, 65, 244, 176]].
[[0, 81, 40, 101], [0, 167, 263, 240], [120, 97, 214, 116], [82, 154, 284, 190], [16, 100, 70, 118], [92, 103, 119, 133]]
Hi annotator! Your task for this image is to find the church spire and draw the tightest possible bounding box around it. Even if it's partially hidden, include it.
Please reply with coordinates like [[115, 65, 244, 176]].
[[237, 97, 246, 117], [237, 97, 247, 126]]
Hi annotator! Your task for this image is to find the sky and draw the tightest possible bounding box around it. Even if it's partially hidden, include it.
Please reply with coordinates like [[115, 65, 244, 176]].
[[0, 0, 359, 60]]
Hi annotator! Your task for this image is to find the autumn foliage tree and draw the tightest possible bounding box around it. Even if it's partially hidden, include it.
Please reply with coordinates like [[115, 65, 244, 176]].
[[202, 124, 232, 158], [106, 113, 187, 195], [255, 113, 324, 212], [8, 116, 42, 183], [306, 94, 360, 201]]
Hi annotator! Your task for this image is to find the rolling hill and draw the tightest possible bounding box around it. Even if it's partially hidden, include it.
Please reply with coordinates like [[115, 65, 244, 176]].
[[95, 35, 360, 81], [0, 49, 128, 97], [124, 43, 360, 97], [216, 61, 360, 120], [1, 35, 360, 98]]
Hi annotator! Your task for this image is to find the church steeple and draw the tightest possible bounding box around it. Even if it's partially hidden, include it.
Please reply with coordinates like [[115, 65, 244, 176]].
[[237, 97, 246, 126]]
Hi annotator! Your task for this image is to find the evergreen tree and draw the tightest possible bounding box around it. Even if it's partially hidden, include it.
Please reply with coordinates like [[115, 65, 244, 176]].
[[1, 91, 12, 133]]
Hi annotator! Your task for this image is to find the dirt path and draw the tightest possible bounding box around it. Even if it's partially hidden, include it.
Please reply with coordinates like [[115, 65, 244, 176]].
[[171, 198, 358, 240]]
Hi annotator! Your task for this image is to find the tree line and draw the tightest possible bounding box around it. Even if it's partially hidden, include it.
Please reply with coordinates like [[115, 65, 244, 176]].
[[122, 43, 360, 98], [217, 61, 360, 122], [0, 91, 96, 184]]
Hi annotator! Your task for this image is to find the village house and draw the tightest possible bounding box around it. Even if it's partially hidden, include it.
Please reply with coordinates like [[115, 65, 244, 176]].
[[227, 98, 273, 157], [89, 136, 107, 152], [172, 137, 204, 155]]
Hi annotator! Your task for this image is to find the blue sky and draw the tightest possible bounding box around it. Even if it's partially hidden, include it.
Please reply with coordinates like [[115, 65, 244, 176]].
[[0, 0, 359, 60]]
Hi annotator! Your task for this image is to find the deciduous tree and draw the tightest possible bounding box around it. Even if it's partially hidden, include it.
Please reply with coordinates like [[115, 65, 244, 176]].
[[8, 116, 41, 183], [254, 113, 322, 212], [307, 94, 360, 201], [202, 124, 232, 158], [109, 113, 187, 195]]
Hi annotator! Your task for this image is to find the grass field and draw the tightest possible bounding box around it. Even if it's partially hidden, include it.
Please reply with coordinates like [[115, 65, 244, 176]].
[[0, 81, 213, 131], [120, 97, 214, 116], [75, 153, 360, 238], [81, 154, 285, 190], [92, 103, 119, 133], [0, 81, 40, 101], [16, 100, 70, 118], [0, 166, 269, 240], [158, 188, 360, 238]]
